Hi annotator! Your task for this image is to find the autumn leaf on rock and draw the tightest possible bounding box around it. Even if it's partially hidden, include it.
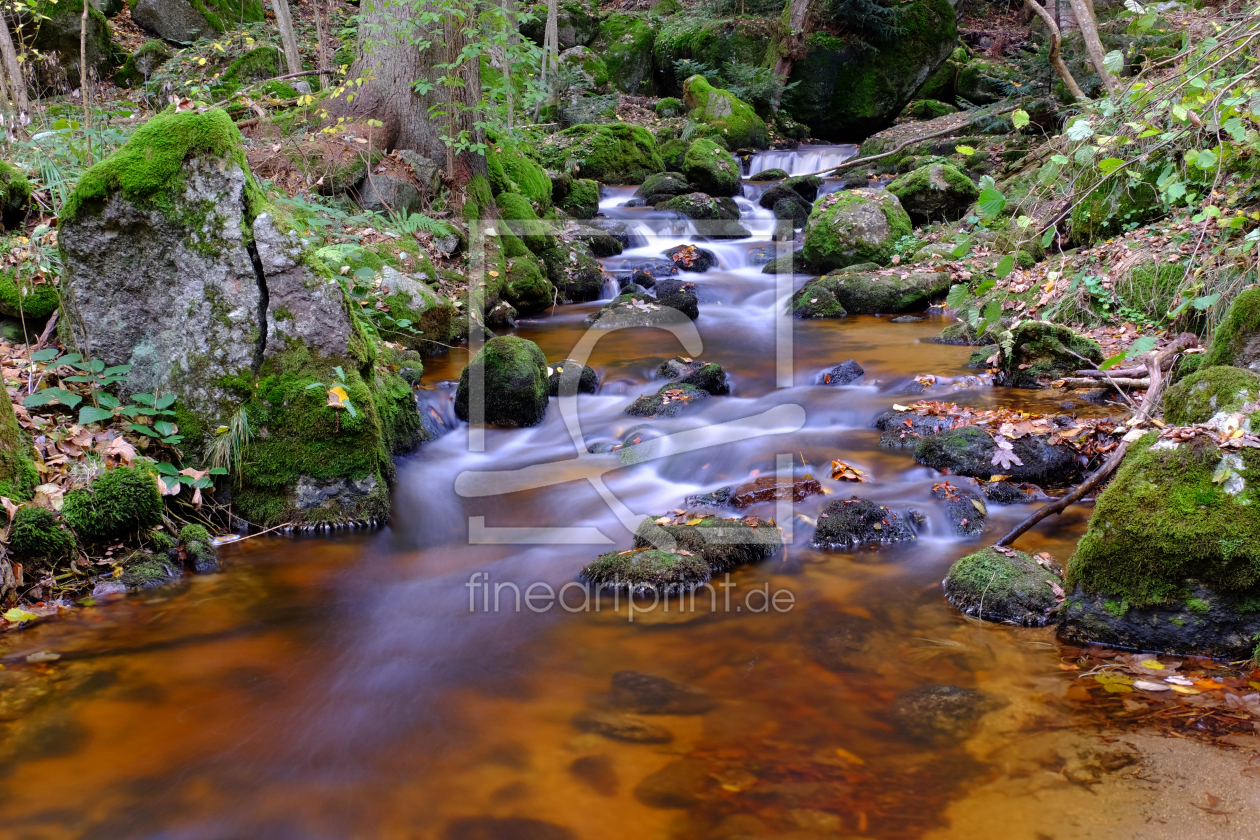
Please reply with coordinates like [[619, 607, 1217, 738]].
[[991, 437, 1023, 470], [327, 385, 350, 410]]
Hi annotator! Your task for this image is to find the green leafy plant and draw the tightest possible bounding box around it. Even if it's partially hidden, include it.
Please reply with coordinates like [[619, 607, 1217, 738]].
[[306, 366, 358, 420]]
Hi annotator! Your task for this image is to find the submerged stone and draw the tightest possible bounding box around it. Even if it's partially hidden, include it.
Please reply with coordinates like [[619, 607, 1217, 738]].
[[571, 710, 673, 743], [548, 359, 599, 396], [944, 547, 1062, 626], [889, 684, 1006, 745], [812, 497, 915, 548], [820, 359, 864, 385], [610, 670, 716, 714]]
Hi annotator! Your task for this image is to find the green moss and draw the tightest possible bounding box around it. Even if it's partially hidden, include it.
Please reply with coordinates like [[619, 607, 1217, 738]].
[[187, 0, 265, 33], [943, 547, 1064, 624], [652, 14, 768, 94], [1066, 434, 1260, 606], [0, 269, 59, 320], [656, 97, 684, 117], [681, 75, 769, 150], [454, 335, 549, 427], [62, 108, 254, 223], [148, 528, 176, 551], [1186, 597, 1212, 614], [486, 132, 552, 211], [558, 178, 599, 218], [118, 552, 177, 588], [8, 506, 75, 571], [681, 137, 740, 196], [114, 38, 172, 88], [596, 12, 656, 94], [1069, 165, 1163, 244], [536, 123, 664, 185], [218, 45, 282, 94], [1205, 288, 1260, 369], [62, 465, 163, 542], [0, 160, 32, 228], [659, 138, 687, 171], [1000, 322, 1103, 388], [0, 396, 43, 502], [496, 192, 554, 255], [802, 189, 913, 272], [503, 253, 555, 313], [795, 268, 950, 315], [1164, 365, 1260, 425], [1103, 598, 1129, 618]]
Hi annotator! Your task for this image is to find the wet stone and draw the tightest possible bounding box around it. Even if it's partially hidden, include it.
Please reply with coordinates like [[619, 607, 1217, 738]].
[[610, 670, 717, 715], [655, 356, 729, 395], [443, 817, 577, 840], [572, 710, 674, 743], [634, 758, 716, 809], [890, 314, 925, 323], [547, 359, 599, 396], [982, 480, 1033, 504], [685, 486, 734, 507], [931, 481, 986, 536], [820, 359, 864, 386], [625, 382, 710, 418], [811, 497, 915, 548], [889, 684, 1007, 745], [808, 614, 875, 673], [665, 244, 718, 272], [730, 475, 824, 509], [569, 754, 619, 796]]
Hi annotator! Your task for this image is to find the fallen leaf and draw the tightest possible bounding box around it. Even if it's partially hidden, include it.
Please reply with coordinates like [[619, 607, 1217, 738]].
[[3, 608, 37, 623]]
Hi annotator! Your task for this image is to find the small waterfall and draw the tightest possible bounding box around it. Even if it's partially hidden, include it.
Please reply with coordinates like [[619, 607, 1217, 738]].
[[745, 145, 860, 178]]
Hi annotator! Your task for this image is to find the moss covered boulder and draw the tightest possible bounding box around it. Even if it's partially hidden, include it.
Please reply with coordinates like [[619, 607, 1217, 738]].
[[582, 513, 783, 593], [379, 266, 466, 354], [944, 548, 1062, 626], [681, 138, 740, 198], [1204, 288, 1260, 371], [625, 382, 709, 418], [1164, 366, 1260, 425], [997, 322, 1103, 388], [179, 523, 219, 573], [681, 75, 769, 151], [556, 178, 601, 219], [955, 59, 1024, 105], [537, 124, 664, 185], [1060, 434, 1260, 658], [487, 133, 552, 211], [634, 171, 692, 200], [802, 189, 912, 272], [31, 1, 117, 94], [60, 109, 423, 528], [497, 192, 556, 255], [454, 336, 549, 428], [887, 164, 979, 224], [915, 426, 1082, 487], [1, 161, 32, 231], [558, 45, 609, 88], [592, 12, 657, 94], [114, 38, 172, 87], [131, 0, 262, 41], [655, 356, 728, 395], [541, 241, 605, 302], [781, 0, 959, 140], [812, 497, 915, 548], [548, 359, 598, 396], [792, 267, 951, 316], [1068, 167, 1162, 245]]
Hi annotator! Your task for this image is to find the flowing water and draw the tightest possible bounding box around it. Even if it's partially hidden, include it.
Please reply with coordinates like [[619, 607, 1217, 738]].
[[0, 149, 1138, 840]]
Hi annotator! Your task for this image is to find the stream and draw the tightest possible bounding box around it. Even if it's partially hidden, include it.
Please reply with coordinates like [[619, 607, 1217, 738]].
[[0, 147, 1136, 839]]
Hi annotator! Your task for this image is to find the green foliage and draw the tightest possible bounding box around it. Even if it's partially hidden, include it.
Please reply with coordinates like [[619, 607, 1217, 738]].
[[486, 132, 552, 210], [819, 0, 907, 45], [62, 465, 163, 542], [536, 123, 664, 185]]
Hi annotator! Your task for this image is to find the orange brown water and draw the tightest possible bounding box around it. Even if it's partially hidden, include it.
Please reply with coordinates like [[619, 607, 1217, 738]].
[[0, 166, 1117, 839]]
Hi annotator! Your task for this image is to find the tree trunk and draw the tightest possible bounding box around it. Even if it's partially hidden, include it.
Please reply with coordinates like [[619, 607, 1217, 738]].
[[0, 8, 29, 117], [273, 0, 303, 78], [312, 0, 330, 90], [338, 0, 487, 187], [1025, 0, 1086, 101], [81, 0, 92, 164], [771, 0, 810, 108], [539, 0, 558, 114], [1067, 0, 1117, 96]]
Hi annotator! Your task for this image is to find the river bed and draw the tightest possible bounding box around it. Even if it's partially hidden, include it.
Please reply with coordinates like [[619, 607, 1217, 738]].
[[0, 148, 1254, 839]]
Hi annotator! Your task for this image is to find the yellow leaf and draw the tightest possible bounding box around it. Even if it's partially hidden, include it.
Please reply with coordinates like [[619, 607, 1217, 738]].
[[1140, 659, 1164, 670], [197, 58, 207, 66], [686, 518, 703, 526], [833, 747, 865, 765], [327, 385, 349, 409], [488, 270, 499, 277], [1170, 685, 1201, 695], [892, 404, 909, 411], [3, 608, 37, 623]]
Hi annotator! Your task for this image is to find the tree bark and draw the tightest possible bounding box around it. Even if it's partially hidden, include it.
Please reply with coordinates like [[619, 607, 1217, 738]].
[[0, 7, 29, 117], [337, 0, 487, 187], [81, 0, 92, 163], [1024, 0, 1086, 101], [273, 0, 303, 78], [771, 0, 810, 107], [1067, 0, 1118, 96], [538, 0, 558, 115], [311, 0, 330, 90]]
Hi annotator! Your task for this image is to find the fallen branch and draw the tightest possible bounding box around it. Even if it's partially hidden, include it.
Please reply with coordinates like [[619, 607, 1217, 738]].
[[996, 333, 1197, 547], [785, 104, 1021, 180], [1058, 376, 1150, 389], [1072, 366, 1147, 379]]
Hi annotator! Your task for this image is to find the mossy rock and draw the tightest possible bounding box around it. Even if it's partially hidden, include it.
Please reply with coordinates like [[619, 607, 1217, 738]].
[[934, 483, 986, 536], [487, 133, 552, 212], [1164, 365, 1260, 425], [886, 164, 979, 224], [792, 268, 950, 316], [812, 497, 915, 548], [634, 171, 691, 199], [656, 97, 684, 118], [557, 178, 600, 219], [540, 241, 604, 302], [625, 382, 709, 418], [681, 138, 740, 198], [658, 138, 687, 172], [548, 359, 598, 396], [179, 523, 219, 573], [902, 99, 959, 120], [537, 123, 664, 185], [681, 75, 769, 151], [802, 189, 912, 272], [1204, 288, 1260, 371], [1061, 433, 1260, 657], [998, 322, 1103, 388], [780, 0, 959, 140], [380, 266, 466, 354], [652, 13, 769, 94], [655, 356, 728, 395], [588, 289, 698, 329], [32, 1, 117, 94], [656, 191, 738, 221], [593, 12, 657, 94], [496, 192, 555, 255], [1068, 166, 1163, 245], [944, 548, 1061, 626], [874, 408, 956, 448], [0, 269, 59, 320], [914, 425, 1082, 487], [62, 466, 163, 542], [1, 161, 32, 230], [454, 336, 549, 428], [558, 45, 609, 88], [118, 551, 180, 589], [502, 253, 555, 314], [130, 0, 263, 40], [114, 38, 173, 87], [218, 45, 283, 94], [8, 506, 76, 573], [955, 59, 1024, 104], [582, 513, 784, 593]]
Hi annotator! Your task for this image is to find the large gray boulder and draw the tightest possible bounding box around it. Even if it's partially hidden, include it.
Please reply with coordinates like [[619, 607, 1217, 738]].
[[31, 3, 116, 93], [131, 0, 213, 42]]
